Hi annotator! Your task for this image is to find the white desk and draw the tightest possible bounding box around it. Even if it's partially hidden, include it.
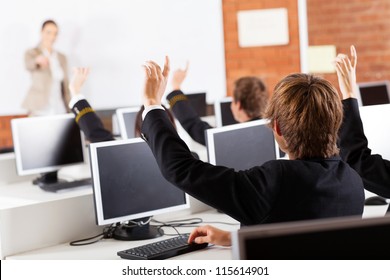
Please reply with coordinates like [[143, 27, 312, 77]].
[[6, 209, 239, 260]]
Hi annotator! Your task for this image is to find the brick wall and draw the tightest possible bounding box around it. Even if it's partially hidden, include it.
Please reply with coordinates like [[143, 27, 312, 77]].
[[222, 0, 301, 97], [0, 115, 27, 150], [307, 0, 390, 87]]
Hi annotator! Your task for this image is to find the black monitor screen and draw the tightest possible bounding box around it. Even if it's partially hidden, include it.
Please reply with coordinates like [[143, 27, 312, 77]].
[[359, 83, 390, 106], [220, 101, 238, 126], [11, 114, 84, 175], [90, 139, 188, 225], [207, 120, 277, 171], [187, 92, 207, 117], [116, 108, 139, 139]]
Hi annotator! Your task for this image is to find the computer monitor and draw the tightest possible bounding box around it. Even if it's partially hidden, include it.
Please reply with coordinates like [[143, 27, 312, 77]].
[[359, 103, 390, 160], [206, 119, 279, 171], [186, 92, 207, 117], [358, 81, 390, 106], [89, 138, 189, 240], [214, 97, 238, 127], [95, 108, 117, 134], [232, 214, 390, 259], [116, 107, 140, 139], [11, 114, 85, 185]]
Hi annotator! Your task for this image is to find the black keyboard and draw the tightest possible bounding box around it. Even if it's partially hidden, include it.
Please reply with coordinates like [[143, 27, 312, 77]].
[[39, 178, 92, 192], [117, 233, 208, 260]]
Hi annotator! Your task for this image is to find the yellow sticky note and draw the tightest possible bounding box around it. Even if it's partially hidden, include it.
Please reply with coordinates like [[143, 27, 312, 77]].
[[308, 45, 337, 74]]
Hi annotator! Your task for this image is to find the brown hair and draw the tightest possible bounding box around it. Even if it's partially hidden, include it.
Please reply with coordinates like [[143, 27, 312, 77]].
[[233, 77, 268, 119], [264, 73, 342, 159], [135, 105, 176, 137], [42, 19, 57, 30]]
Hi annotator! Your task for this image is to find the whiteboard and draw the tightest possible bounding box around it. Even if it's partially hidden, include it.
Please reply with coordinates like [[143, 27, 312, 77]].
[[0, 0, 226, 115]]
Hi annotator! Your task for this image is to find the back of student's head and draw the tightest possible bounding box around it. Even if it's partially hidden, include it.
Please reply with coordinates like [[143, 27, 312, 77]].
[[233, 77, 268, 119], [265, 73, 342, 159]]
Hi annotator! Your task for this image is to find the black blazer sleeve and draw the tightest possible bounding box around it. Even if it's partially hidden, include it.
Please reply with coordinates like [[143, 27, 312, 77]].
[[167, 90, 212, 145], [339, 98, 390, 197], [71, 99, 114, 143], [141, 109, 281, 225]]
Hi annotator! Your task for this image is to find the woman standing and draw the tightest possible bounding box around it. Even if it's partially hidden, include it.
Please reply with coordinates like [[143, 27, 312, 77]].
[[23, 20, 70, 116]]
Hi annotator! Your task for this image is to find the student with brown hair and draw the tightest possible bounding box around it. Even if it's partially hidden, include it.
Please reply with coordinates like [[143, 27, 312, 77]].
[[166, 64, 268, 145], [140, 57, 364, 232]]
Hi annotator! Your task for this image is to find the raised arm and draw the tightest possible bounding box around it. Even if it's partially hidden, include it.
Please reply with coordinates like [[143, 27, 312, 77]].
[[69, 68, 114, 142], [166, 62, 212, 145], [336, 46, 390, 197]]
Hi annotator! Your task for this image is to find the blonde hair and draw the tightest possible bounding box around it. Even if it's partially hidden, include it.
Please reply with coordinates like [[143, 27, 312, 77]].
[[265, 73, 342, 159]]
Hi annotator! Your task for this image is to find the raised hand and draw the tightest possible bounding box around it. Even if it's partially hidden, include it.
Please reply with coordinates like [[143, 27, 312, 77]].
[[171, 61, 189, 90], [334, 45, 358, 100], [69, 67, 90, 97], [188, 225, 231, 246], [143, 56, 170, 106]]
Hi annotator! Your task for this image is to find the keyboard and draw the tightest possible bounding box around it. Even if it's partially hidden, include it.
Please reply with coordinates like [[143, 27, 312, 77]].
[[39, 178, 92, 192], [117, 233, 209, 260]]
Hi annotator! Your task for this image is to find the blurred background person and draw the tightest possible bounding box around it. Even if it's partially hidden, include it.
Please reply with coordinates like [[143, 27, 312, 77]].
[[22, 19, 70, 116]]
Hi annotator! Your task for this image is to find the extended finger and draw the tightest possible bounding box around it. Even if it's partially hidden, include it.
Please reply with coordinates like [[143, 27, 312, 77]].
[[162, 56, 170, 78], [351, 45, 357, 68], [184, 60, 189, 73]]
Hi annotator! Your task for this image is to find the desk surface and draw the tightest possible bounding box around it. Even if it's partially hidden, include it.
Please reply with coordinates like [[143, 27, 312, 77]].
[[7, 209, 240, 260]]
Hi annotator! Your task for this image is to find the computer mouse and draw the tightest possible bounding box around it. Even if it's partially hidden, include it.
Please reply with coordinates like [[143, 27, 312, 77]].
[[364, 196, 389, 206]]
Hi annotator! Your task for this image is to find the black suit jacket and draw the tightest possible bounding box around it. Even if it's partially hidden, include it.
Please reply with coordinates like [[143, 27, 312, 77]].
[[167, 90, 212, 145], [71, 99, 114, 143], [339, 98, 390, 198], [141, 109, 364, 226]]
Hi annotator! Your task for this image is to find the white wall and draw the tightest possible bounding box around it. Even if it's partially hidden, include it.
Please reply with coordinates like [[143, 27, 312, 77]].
[[0, 0, 226, 115]]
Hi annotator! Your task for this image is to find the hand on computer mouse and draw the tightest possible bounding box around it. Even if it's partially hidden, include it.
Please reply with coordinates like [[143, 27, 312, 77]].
[[188, 225, 231, 246]]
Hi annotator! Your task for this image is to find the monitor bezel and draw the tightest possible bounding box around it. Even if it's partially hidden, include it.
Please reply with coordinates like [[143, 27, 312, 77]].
[[214, 97, 233, 127], [11, 113, 86, 176], [115, 107, 140, 139], [206, 119, 281, 166], [357, 80, 390, 106], [89, 137, 190, 226]]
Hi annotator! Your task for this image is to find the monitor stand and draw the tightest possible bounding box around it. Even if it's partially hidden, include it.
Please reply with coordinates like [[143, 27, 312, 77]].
[[32, 171, 65, 186], [113, 217, 164, 241]]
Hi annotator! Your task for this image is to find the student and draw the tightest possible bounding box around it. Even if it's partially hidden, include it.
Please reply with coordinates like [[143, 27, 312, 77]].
[[140, 57, 364, 229], [166, 63, 268, 145], [68, 68, 176, 143], [68, 68, 114, 142], [336, 46, 390, 198]]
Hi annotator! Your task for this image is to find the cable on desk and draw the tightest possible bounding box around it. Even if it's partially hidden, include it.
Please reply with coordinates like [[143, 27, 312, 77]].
[[69, 217, 206, 245], [69, 224, 117, 246], [151, 217, 203, 236]]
